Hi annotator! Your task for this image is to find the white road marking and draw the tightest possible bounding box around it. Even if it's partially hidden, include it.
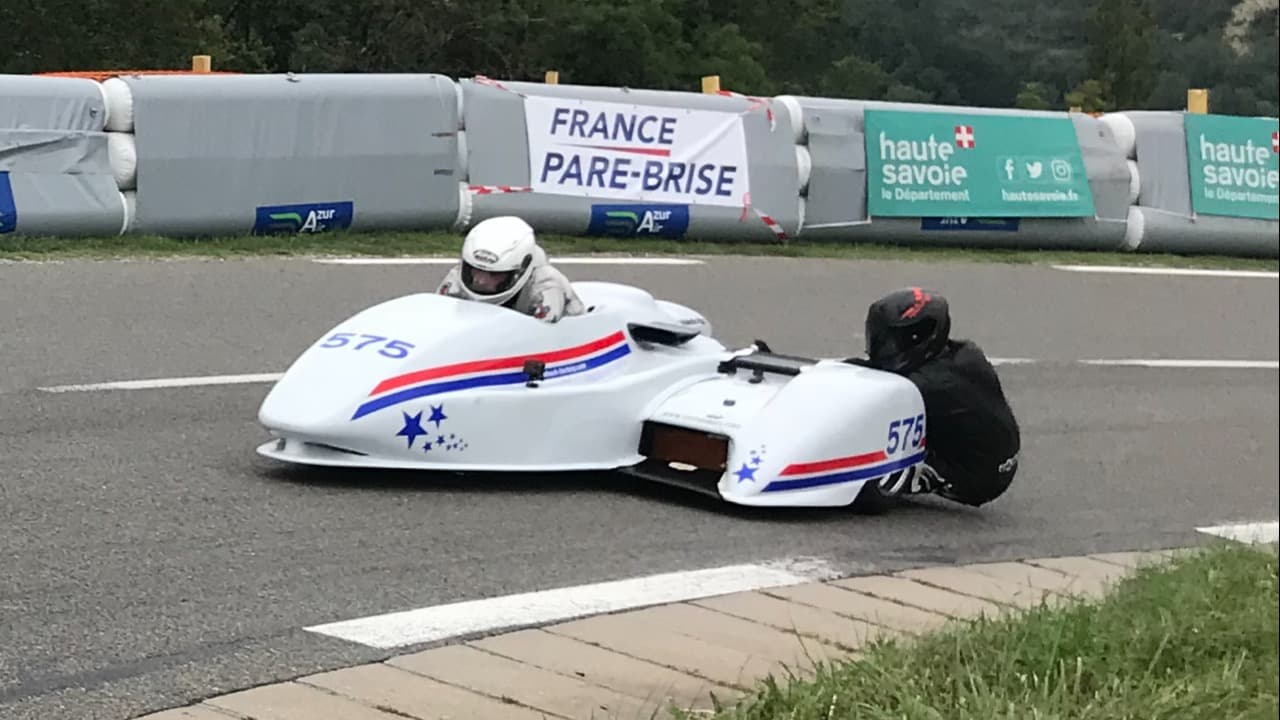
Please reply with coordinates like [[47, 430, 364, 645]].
[[989, 357, 1038, 365], [312, 257, 706, 266], [1052, 264, 1278, 279], [1081, 359, 1278, 369], [37, 373, 283, 393], [1195, 521, 1279, 545], [304, 558, 836, 649]]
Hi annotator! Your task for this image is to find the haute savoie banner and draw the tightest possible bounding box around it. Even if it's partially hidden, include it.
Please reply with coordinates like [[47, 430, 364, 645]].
[[1184, 113, 1279, 221], [864, 109, 1096, 218], [523, 96, 750, 208]]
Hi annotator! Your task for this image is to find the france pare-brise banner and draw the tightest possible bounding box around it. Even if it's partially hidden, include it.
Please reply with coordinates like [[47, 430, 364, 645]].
[[523, 96, 751, 208]]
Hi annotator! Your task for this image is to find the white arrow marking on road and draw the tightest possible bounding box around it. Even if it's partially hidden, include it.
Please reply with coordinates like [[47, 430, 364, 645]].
[[304, 558, 837, 649], [37, 373, 284, 392], [1195, 521, 1279, 545]]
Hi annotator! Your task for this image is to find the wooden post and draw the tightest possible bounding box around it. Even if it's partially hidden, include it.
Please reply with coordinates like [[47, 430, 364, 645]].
[[544, 70, 559, 84], [701, 75, 721, 94], [1187, 88, 1209, 113], [192, 55, 212, 73]]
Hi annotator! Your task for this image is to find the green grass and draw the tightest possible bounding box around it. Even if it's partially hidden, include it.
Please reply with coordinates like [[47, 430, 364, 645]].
[[683, 542, 1279, 720], [1, 230, 1276, 270]]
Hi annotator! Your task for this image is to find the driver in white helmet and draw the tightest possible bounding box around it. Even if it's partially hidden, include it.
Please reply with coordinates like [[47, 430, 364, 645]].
[[436, 216, 585, 323]]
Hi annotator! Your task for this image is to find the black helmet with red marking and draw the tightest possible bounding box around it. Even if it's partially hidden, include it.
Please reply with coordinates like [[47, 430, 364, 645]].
[[864, 287, 951, 373]]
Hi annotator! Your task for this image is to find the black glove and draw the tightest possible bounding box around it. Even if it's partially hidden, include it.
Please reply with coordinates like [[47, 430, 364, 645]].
[[843, 356, 874, 367]]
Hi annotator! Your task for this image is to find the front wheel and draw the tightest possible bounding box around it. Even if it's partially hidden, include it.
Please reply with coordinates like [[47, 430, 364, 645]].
[[849, 474, 901, 514], [849, 463, 934, 514]]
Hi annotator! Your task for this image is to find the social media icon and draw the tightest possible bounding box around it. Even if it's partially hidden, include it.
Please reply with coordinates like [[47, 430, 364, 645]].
[[1051, 159, 1071, 181]]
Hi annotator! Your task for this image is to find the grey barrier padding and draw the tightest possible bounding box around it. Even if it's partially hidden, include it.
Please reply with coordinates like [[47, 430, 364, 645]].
[[461, 81, 530, 186], [794, 101, 867, 229], [1130, 206, 1278, 257], [124, 73, 460, 236], [1070, 115, 1132, 222], [841, 216, 1129, 250], [465, 189, 787, 242], [0, 129, 110, 174], [459, 79, 802, 240], [0, 128, 125, 235], [466, 191, 592, 235], [5, 172, 125, 235], [1126, 111, 1193, 216], [0, 75, 108, 131]]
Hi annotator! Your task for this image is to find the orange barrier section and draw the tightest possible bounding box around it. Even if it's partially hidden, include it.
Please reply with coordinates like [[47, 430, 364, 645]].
[[36, 70, 242, 82]]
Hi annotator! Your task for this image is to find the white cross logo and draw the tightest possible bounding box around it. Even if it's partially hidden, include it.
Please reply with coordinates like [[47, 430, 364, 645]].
[[954, 125, 975, 149]]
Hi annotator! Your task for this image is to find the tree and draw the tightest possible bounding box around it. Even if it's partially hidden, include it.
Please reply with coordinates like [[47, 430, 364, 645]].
[[1, 0, 1272, 116], [1014, 81, 1056, 109], [1065, 78, 1110, 112], [1085, 0, 1158, 109], [814, 55, 889, 98]]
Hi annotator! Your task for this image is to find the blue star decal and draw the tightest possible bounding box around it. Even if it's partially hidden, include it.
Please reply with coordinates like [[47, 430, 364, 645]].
[[427, 404, 448, 428], [437, 435, 447, 446], [423, 440, 433, 453], [734, 462, 757, 483], [395, 411, 428, 448]]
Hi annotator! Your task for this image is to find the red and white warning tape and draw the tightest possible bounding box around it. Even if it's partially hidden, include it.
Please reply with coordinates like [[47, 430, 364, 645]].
[[739, 192, 788, 241], [472, 74, 523, 96], [716, 90, 776, 132], [755, 211, 788, 241], [467, 184, 532, 195]]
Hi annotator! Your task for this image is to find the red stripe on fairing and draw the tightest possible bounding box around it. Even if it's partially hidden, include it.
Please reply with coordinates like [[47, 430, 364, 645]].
[[779, 449, 888, 477], [369, 331, 627, 396]]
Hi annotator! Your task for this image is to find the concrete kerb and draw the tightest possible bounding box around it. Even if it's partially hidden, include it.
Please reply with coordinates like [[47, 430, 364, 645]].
[[132, 547, 1193, 720]]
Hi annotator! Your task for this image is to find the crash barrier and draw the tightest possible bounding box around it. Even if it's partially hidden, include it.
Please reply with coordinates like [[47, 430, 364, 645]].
[[1100, 111, 1279, 256], [0, 75, 130, 235], [1, 72, 1276, 257]]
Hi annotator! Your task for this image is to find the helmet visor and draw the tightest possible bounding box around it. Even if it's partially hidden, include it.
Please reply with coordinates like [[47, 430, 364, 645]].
[[462, 263, 517, 296]]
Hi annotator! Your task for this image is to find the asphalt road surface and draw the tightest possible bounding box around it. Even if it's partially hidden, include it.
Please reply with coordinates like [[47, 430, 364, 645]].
[[1, 255, 1276, 720]]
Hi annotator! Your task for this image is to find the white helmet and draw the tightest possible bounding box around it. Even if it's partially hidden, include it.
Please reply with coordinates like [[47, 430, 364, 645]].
[[456, 216, 540, 306]]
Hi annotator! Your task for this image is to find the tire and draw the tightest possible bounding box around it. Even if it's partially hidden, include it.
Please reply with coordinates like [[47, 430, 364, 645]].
[[849, 471, 903, 514]]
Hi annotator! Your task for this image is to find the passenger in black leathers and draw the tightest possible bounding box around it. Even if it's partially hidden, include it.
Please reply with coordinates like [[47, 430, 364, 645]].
[[846, 287, 1021, 507]]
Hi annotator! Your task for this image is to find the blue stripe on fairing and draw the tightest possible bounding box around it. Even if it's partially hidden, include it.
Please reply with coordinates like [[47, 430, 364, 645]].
[[350, 343, 632, 420], [761, 450, 928, 493]]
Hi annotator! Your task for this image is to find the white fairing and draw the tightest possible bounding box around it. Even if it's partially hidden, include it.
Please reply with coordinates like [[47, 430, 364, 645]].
[[645, 360, 926, 507], [258, 281, 723, 471], [256, 280, 925, 508]]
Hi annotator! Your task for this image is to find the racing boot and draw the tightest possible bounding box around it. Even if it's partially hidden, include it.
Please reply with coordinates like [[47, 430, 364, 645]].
[[878, 463, 948, 497]]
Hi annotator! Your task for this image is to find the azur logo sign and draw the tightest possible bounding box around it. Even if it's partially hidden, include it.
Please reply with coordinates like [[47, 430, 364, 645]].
[[253, 201, 355, 235], [587, 203, 691, 238], [0, 172, 17, 234]]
